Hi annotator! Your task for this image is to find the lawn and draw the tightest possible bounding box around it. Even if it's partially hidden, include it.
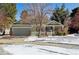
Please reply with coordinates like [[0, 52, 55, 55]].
[[0, 35, 79, 50], [0, 37, 26, 44]]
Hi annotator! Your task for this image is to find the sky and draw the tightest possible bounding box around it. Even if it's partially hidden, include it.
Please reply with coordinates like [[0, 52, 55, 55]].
[[16, 3, 79, 21]]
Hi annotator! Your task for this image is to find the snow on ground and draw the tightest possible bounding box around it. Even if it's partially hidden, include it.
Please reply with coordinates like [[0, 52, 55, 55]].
[[3, 34, 78, 55], [24, 34, 79, 45], [2, 44, 61, 55], [2, 44, 79, 55]]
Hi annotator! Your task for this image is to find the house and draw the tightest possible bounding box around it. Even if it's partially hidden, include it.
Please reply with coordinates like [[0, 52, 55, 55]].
[[10, 19, 65, 36]]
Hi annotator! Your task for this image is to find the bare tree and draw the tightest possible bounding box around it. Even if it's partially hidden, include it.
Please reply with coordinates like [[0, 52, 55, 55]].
[[23, 3, 50, 37]]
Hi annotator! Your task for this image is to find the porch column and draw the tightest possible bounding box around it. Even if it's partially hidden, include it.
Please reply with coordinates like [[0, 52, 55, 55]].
[[52, 26, 55, 35], [44, 25, 48, 36]]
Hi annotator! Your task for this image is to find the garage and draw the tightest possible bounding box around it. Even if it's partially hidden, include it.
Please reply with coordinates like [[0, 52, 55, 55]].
[[10, 23, 32, 36]]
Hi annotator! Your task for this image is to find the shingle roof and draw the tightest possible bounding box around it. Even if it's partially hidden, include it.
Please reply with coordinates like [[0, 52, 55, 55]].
[[12, 23, 32, 27]]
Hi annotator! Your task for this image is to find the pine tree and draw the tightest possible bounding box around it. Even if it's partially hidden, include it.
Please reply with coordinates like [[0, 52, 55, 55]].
[[50, 4, 69, 24]]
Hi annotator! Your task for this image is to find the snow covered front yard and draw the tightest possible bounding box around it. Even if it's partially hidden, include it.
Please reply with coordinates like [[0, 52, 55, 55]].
[[2, 44, 79, 55], [1, 34, 79, 55], [24, 34, 79, 45]]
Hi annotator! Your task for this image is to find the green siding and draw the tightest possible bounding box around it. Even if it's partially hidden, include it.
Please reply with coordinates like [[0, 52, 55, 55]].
[[11, 27, 31, 36]]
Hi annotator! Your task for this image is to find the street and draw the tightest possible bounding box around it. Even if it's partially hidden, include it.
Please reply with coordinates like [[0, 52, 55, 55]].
[[1, 43, 79, 55]]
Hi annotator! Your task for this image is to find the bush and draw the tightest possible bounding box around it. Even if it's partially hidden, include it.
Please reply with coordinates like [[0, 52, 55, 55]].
[[56, 31, 65, 36]]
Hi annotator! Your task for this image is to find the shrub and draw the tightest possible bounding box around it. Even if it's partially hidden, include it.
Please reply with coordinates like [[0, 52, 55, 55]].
[[56, 31, 65, 36]]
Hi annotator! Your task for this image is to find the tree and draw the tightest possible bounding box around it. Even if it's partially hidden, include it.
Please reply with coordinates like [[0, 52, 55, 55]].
[[3, 4, 16, 21], [0, 3, 16, 28], [0, 3, 16, 35], [50, 4, 70, 35], [50, 4, 69, 24], [70, 7, 79, 17], [23, 3, 49, 37], [20, 10, 31, 24], [69, 7, 79, 33]]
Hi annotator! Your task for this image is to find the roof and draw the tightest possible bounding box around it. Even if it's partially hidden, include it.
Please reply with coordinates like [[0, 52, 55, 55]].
[[12, 23, 32, 27], [47, 20, 63, 25]]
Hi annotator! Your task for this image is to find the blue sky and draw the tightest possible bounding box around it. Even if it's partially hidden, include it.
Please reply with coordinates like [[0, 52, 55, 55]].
[[16, 3, 79, 20]]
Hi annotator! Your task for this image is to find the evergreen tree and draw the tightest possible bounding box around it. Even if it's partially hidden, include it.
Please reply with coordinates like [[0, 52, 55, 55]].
[[20, 10, 28, 23], [50, 4, 69, 24], [0, 3, 17, 28], [69, 7, 79, 33]]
